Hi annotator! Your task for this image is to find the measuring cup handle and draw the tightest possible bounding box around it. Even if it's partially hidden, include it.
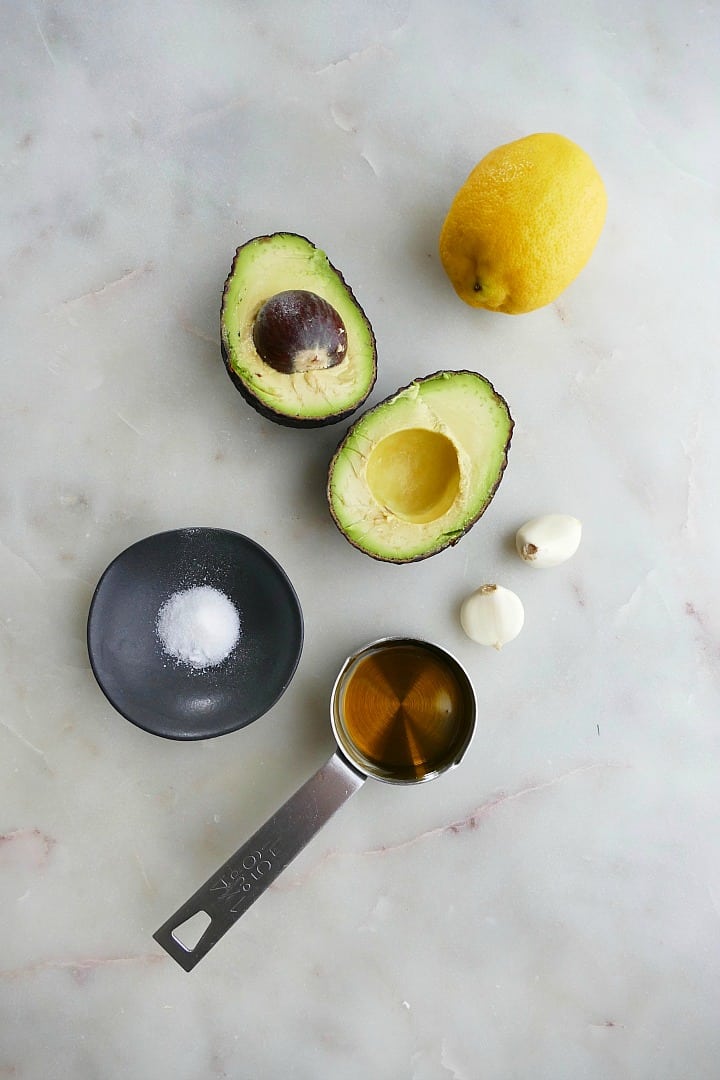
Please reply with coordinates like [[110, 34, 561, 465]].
[[153, 751, 365, 971]]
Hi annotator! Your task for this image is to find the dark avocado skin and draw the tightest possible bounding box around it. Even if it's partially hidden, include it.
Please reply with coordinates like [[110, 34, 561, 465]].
[[221, 233, 377, 428], [326, 370, 514, 563]]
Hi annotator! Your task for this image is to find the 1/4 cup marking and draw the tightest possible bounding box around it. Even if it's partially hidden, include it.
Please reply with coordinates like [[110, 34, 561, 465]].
[[210, 844, 280, 912]]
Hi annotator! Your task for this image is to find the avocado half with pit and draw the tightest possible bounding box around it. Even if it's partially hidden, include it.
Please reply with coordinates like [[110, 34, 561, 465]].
[[327, 370, 513, 563], [221, 233, 377, 427]]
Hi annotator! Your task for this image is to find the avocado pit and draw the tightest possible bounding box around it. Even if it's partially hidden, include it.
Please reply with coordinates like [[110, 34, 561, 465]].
[[252, 289, 347, 375]]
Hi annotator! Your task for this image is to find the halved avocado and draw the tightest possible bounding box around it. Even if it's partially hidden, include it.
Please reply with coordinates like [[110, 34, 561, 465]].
[[221, 233, 377, 427], [327, 370, 513, 563]]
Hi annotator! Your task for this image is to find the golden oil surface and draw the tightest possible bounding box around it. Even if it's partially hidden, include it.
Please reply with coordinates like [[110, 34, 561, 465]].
[[338, 643, 471, 781]]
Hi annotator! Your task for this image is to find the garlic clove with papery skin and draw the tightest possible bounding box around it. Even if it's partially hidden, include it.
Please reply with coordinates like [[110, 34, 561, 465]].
[[460, 584, 525, 649], [515, 514, 582, 568]]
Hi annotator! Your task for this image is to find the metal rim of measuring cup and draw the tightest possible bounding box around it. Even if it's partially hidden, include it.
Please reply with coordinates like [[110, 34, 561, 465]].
[[330, 635, 478, 785]]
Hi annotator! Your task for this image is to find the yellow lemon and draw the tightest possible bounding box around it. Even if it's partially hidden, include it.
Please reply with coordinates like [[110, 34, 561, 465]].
[[439, 133, 607, 314]]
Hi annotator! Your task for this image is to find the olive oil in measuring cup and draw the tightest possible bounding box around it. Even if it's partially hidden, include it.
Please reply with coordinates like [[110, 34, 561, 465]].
[[334, 640, 474, 783]]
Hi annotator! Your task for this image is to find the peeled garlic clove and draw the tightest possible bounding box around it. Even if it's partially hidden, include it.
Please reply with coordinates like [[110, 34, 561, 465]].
[[460, 584, 524, 649], [515, 514, 582, 568]]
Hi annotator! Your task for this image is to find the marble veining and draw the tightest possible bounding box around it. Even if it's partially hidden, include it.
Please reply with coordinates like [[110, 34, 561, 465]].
[[2, 1, 720, 1077]]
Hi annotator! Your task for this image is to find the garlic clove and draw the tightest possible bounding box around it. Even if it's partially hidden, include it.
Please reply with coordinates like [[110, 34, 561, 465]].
[[515, 514, 582, 568], [460, 584, 524, 649]]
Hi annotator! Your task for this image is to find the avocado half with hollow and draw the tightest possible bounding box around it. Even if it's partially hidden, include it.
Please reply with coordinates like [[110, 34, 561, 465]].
[[221, 233, 377, 427], [327, 370, 513, 562]]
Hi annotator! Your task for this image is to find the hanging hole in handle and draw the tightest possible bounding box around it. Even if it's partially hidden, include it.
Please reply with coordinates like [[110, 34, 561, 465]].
[[171, 909, 212, 951]]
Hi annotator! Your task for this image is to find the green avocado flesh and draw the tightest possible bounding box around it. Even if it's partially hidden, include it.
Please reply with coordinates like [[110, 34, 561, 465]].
[[221, 233, 377, 427], [327, 370, 513, 562]]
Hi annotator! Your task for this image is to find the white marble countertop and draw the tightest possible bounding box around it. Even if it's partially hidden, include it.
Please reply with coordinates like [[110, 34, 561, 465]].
[[3, 2, 719, 1077]]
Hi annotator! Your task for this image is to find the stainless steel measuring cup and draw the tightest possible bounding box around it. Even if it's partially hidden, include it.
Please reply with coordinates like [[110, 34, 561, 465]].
[[153, 636, 477, 970]]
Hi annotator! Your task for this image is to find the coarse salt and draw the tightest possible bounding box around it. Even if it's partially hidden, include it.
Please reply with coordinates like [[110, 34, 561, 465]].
[[156, 586, 241, 670]]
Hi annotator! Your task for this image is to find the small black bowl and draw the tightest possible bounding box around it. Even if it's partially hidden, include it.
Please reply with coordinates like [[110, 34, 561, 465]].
[[87, 528, 304, 740]]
